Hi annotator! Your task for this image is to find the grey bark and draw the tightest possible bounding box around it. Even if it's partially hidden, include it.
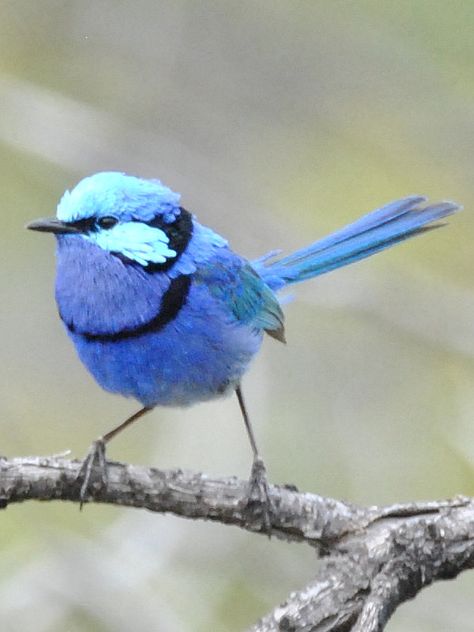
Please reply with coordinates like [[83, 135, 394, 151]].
[[0, 455, 472, 631]]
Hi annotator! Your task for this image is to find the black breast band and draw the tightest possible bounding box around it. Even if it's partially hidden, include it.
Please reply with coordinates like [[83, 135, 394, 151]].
[[65, 274, 191, 342]]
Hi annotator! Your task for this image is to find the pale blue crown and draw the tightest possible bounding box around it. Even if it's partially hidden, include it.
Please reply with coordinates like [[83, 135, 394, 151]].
[[56, 172, 183, 266], [57, 172, 181, 223]]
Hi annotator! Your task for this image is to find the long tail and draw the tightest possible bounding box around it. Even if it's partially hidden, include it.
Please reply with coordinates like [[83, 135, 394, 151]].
[[254, 196, 461, 291]]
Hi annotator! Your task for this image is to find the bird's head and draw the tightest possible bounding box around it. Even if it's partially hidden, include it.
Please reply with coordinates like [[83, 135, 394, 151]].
[[27, 172, 193, 268]]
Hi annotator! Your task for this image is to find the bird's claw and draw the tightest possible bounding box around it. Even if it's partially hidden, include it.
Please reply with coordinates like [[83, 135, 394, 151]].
[[246, 457, 273, 535], [77, 438, 108, 508]]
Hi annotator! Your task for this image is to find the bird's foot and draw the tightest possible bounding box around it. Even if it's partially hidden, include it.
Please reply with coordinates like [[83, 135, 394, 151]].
[[77, 438, 108, 508], [246, 457, 273, 535]]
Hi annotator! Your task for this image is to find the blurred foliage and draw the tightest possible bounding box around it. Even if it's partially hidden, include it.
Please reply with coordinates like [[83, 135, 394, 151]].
[[0, 1, 473, 630]]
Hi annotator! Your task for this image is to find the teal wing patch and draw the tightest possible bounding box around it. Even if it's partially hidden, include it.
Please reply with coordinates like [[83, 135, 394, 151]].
[[196, 261, 285, 342], [237, 265, 286, 342]]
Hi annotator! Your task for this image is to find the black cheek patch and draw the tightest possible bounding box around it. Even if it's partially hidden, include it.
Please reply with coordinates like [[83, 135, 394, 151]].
[[143, 207, 194, 272], [108, 207, 193, 272]]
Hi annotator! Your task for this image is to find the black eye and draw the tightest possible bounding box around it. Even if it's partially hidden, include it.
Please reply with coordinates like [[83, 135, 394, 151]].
[[97, 216, 118, 229]]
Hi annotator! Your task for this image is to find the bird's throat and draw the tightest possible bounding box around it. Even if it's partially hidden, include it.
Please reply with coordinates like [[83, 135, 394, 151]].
[[65, 274, 191, 341], [55, 236, 184, 337]]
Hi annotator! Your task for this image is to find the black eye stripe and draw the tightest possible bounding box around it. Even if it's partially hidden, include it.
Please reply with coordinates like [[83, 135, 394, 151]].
[[68, 217, 97, 232], [98, 216, 118, 229], [63, 207, 193, 273], [66, 216, 118, 232]]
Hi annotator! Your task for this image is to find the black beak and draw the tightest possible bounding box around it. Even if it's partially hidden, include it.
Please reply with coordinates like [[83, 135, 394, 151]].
[[26, 218, 80, 234]]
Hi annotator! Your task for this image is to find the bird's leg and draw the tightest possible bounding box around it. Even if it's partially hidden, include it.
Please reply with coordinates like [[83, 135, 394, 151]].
[[235, 386, 273, 533], [78, 406, 153, 506]]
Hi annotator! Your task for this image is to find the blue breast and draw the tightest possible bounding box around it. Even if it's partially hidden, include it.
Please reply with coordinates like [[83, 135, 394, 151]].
[[55, 236, 263, 406]]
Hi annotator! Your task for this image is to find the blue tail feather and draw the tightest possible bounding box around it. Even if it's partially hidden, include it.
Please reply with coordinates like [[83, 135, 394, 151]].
[[255, 197, 461, 290]]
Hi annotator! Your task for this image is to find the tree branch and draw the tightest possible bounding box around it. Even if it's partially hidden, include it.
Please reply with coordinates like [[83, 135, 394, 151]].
[[1, 455, 473, 631]]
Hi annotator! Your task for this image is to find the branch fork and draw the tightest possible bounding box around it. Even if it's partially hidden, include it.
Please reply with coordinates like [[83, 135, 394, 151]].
[[0, 455, 472, 631]]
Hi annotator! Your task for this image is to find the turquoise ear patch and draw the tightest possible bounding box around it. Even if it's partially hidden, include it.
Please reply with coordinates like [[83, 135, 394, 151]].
[[85, 222, 177, 266]]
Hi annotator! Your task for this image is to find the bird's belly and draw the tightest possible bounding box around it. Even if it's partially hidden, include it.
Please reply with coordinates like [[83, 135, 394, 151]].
[[69, 305, 263, 407]]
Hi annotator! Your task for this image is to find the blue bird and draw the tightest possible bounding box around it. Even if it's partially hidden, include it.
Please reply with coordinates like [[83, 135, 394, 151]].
[[27, 172, 460, 513]]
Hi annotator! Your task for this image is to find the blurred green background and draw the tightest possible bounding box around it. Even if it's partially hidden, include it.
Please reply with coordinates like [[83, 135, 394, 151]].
[[0, 2, 473, 630]]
